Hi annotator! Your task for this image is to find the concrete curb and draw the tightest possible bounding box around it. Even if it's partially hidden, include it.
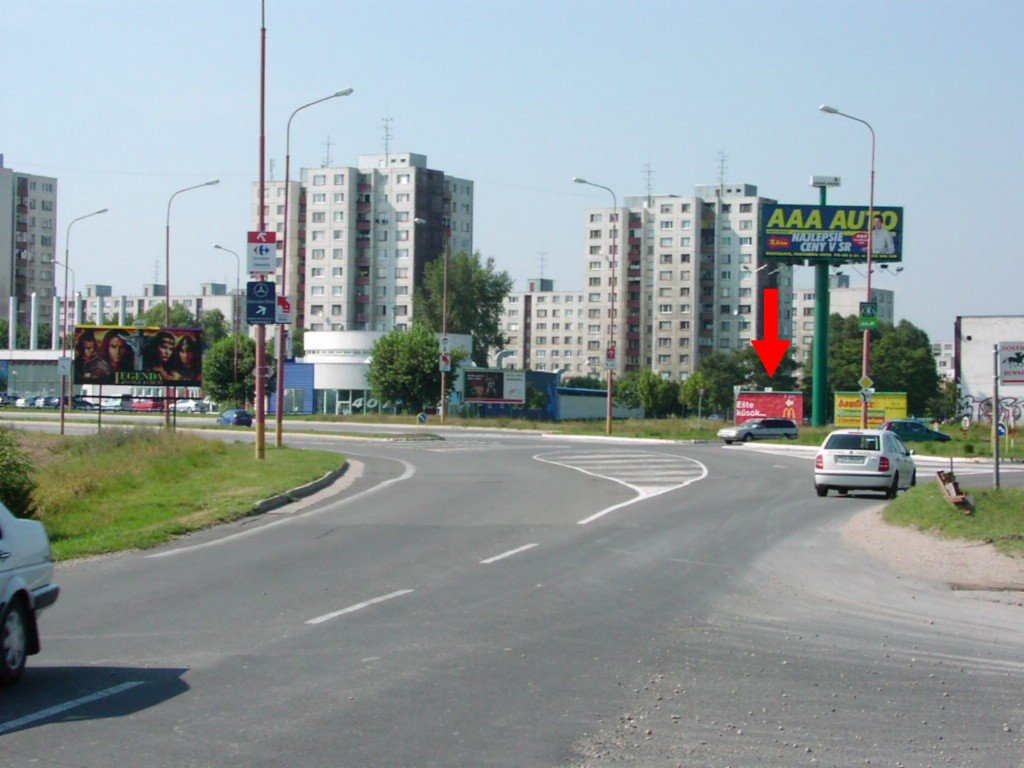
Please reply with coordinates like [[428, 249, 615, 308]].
[[252, 462, 350, 514]]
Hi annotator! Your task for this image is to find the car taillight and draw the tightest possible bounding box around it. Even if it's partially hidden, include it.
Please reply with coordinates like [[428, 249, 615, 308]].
[[815, 455, 823, 469], [878, 456, 890, 472]]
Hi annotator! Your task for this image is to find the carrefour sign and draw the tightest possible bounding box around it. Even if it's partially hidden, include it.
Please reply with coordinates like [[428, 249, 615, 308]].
[[762, 204, 903, 264]]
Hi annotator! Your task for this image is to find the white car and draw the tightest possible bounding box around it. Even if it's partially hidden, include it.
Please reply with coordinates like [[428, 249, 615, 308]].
[[0, 502, 59, 684], [814, 428, 916, 498], [172, 399, 209, 413]]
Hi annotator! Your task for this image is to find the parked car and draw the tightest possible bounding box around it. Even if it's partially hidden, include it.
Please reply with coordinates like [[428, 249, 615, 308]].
[[173, 399, 210, 413], [717, 417, 798, 444], [71, 395, 95, 410], [218, 409, 253, 427], [14, 395, 37, 408], [0, 501, 59, 684], [0, 393, 17, 407], [814, 428, 916, 498], [131, 399, 163, 412], [881, 419, 951, 443], [42, 396, 62, 409]]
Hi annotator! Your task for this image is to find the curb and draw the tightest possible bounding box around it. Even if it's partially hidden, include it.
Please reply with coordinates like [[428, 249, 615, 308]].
[[252, 462, 350, 514]]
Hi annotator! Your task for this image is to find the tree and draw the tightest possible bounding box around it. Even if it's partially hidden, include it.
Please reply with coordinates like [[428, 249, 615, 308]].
[[367, 322, 466, 412], [678, 352, 741, 415], [202, 335, 274, 408], [200, 309, 230, 346], [414, 251, 513, 366], [563, 375, 604, 389], [929, 379, 961, 423], [735, 344, 800, 392], [138, 302, 198, 328], [616, 370, 681, 418]]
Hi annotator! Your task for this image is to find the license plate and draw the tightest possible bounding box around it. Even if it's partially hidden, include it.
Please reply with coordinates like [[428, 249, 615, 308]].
[[836, 455, 864, 464]]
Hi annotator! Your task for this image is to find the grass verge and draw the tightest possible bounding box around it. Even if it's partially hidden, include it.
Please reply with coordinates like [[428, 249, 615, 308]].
[[883, 480, 1024, 558], [22, 428, 342, 561]]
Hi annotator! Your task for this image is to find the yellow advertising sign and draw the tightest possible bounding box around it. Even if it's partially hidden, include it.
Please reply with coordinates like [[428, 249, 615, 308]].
[[834, 391, 907, 428]]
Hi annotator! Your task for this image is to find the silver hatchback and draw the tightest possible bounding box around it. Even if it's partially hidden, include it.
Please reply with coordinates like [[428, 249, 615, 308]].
[[814, 428, 916, 498], [718, 417, 798, 444]]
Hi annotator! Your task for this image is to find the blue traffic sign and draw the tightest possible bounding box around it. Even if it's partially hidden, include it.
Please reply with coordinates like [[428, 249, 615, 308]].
[[997, 422, 1008, 437], [246, 280, 277, 325]]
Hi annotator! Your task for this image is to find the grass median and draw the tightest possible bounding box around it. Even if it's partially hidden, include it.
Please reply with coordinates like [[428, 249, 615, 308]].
[[884, 481, 1024, 557], [18, 428, 343, 561]]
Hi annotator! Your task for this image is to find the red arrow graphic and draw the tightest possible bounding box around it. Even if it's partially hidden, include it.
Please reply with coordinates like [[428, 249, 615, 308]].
[[750, 288, 791, 378]]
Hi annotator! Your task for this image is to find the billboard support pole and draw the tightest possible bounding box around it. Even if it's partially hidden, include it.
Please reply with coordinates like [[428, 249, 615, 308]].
[[810, 180, 838, 427], [993, 344, 1001, 490]]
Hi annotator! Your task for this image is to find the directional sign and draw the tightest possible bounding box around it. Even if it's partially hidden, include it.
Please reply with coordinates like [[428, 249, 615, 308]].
[[247, 231, 277, 276], [276, 295, 291, 324], [246, 280, 277, 325], [859, 301, 879, 330], [998, 422, 1008, 437]]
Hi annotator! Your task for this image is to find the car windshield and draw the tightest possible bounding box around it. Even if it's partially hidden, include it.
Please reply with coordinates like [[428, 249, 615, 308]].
[[825, 434, 880, 451]]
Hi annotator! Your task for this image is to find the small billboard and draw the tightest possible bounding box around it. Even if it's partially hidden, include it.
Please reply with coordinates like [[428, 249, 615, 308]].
[[833, 391, 907, 428], [734, 391, 803, 424], [762, 204, 904, 263], [463, 368, 526, 404], [998, 341, 1024, 384], [73, 326, 203, 387]]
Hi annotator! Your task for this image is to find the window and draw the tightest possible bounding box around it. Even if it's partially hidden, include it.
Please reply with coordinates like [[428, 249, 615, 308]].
[[311, 212, 326, 223], [659, 304, 672, 313], [681, 220, 692, 230], [740, 237, 752, 245], [332, 286, 344, 297], [660, 220, 674, 229], [396, 211, 409, 222], [396, 231, 409, 241], [589, 213, 603, 222], [588, 277, 601, 286], [660, 254, 673, 264], [396, 193, 410, 203], [397, 174, 410, 184], [590, 229, 602, 239], [311, 230, 325, 241], [377, 230, 388, 241], [312, 174, 326, 185], [588, 292, 601, 301], [311, 267, 324, 278], [659, 270, 672, 281], [310, 287, 324, 297], [739, 220, 753, 230], [659, 237, 673, 247], [312, 193, 326, 204], [332, 248, 344, 259], [660, 204, 672, 213], [333, 193, 345, 203], [589, 246, 601, 255], [740, 203, 752, 213], [311, 248, 325, 260], [679, 304, 691, 313], [680, 237, 691, 246], [395, 267, 409, 278], [332, 229, 345, 241]]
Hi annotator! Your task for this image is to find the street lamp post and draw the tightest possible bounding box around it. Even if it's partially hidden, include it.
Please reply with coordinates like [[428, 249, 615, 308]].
[[165, 180, 219, 427], [276, 88, 353, 446], [59, 208, 107, 435], [820, 105, 876, 429], [573, 177, 617, 435], [213, 244, 241, 392], [414, 217, 451, 423]]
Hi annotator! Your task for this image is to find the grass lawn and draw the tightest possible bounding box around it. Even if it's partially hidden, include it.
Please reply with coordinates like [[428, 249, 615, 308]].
[[884, 480, 1024, 558], [17, 428, 342, 561]]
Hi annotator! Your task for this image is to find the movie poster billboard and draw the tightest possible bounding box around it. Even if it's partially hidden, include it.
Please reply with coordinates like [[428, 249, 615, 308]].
[[761, 204, 904, 263], [733, 391, 803, 424], [463, 369, 526, 404], [73, 326, 203, 387]]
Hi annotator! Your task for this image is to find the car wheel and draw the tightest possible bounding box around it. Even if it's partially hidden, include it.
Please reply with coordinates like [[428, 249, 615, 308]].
[[743, 433, 753, 443], [816, 486, 828, 497], [724, 440, 733, 445], [885, 473, 899, 500], [0, 599, 28, 685]]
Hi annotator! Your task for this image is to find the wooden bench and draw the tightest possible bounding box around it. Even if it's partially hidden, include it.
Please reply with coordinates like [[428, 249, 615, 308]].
[[936, 470, 974, 513]]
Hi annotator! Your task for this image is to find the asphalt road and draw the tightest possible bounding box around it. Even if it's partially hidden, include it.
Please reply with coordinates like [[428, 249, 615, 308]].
[[2, 427, 1023, 767]]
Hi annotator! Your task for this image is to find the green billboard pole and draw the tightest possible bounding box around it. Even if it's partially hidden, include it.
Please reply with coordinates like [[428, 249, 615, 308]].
[[810, 178, 838, 427]]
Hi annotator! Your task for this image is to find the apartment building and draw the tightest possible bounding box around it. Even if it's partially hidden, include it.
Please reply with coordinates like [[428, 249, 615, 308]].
[[0, 156, 58, 330], [498, 279, 585, 372], [931, 341, 955, 381], [252, 152, 473, 339], [70, 283, 240, 329], [574, 183, 793, 382], [790, 272, 895, 365]]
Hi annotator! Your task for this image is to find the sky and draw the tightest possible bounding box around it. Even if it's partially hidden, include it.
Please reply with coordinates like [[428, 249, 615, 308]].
[[2, 0, 1021, 343]]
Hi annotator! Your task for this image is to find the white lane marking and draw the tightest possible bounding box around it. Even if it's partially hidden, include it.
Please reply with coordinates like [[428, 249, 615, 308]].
[[148, 458, 415, 559], [306, 589, 414, 625], [480, 543, 538, 564], [0, 681, 144, 735], [534, 450, 708, 525]]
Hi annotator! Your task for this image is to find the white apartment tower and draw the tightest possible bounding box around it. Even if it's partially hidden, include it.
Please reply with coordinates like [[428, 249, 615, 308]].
[[577, 183, 793, 382], [499, 278, 585, 372], [253, 152, 473, 341], [0, 156, 58, 330]]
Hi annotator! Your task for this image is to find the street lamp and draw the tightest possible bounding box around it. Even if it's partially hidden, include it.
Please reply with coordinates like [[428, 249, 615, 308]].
[[213, 244, 241, 392], [276, 87, 353, 446], [166, 180, 219, 427], [573, 176, 617, 435], [59, 207, 107, 436], [820, 104, 876, 428], [414, 216, 451, 423]]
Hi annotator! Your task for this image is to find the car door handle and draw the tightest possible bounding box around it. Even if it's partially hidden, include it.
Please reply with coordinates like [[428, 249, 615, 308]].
[[0, 551, 10, 561]]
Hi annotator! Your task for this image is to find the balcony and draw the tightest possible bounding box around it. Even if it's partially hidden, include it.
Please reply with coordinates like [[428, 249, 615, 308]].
[[627, 299, 641, 310], [628, 237, 641, 246], [355, 256, 371, 268], [627, 332, 641, 341], [627, 267, 641, 278], [356, 221, 371, 231], [355, 276, 370, 286], [355, 294, 370, 304], [357, 183, 371, 193], [355, 313, 369, 323], [356, 201, 371, 213]]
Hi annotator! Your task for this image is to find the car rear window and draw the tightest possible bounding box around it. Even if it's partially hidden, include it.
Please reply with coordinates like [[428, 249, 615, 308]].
[[825, 434, 880, 451]]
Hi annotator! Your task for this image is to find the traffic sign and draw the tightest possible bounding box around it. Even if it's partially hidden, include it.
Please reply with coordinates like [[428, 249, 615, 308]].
[[439, 353, 451, 373], [246, 280, 277, 325], [858, 375, 873, 390], [247, 231, 277, 276], [607, 346, 616, 360], [276, 295, 291, 324], [998, 422, 1008, 437], [859, 301, 879, 330]]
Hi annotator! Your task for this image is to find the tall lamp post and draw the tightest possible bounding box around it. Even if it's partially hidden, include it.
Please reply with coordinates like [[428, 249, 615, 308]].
[[165, 180, 219, 428], [213, 244, 241, 392], [572, 177, 617, 435], [59, 207, 107, 436], [276, 88, 353, 447], [820, 105, 875, 429]]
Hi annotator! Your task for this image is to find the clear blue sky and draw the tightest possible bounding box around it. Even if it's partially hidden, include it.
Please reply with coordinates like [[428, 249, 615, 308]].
[[3, 0, 1020, 342]]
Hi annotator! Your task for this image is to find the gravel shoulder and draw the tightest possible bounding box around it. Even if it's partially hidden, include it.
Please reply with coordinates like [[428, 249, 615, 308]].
[[842, 507, 1024, 591]]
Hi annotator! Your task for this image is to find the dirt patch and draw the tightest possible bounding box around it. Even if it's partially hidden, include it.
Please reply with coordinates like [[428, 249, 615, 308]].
[[842, 507, 1024, 591]]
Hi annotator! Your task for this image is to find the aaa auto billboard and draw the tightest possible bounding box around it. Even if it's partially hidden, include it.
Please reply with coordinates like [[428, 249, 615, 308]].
[[834, 391, 907, 428], [734, 391, 803, 424], [73, 325, 203, 387], [761, 204, 903, 263]]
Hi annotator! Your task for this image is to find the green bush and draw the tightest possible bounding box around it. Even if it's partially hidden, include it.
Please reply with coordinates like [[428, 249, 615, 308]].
[[0, 428, 36, 517]]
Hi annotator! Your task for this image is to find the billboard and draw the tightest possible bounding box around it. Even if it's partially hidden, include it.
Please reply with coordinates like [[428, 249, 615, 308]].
[[464, 369, 526, 404], [833, 391, 907, 428], [73, 326, 203, 387], [734, 391, 803, 424], [998, 341, 1024, 384], [762, 204, 903, 263]]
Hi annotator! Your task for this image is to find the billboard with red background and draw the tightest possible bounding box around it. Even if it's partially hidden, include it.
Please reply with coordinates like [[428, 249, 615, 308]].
[[734, 391, 803, 424]]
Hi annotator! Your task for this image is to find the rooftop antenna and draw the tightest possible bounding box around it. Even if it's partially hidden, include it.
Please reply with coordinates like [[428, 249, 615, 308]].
[[538, 251, 548, 279], [322, 135, 333, 167], [717, 150, 727, 193], [382, 116, 393, 161], [644, 162, 654, 207], [269, 158, 276, 181]]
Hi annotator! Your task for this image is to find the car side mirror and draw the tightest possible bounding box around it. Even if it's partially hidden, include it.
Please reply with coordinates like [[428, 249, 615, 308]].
[[909, 449, 916, 456]]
